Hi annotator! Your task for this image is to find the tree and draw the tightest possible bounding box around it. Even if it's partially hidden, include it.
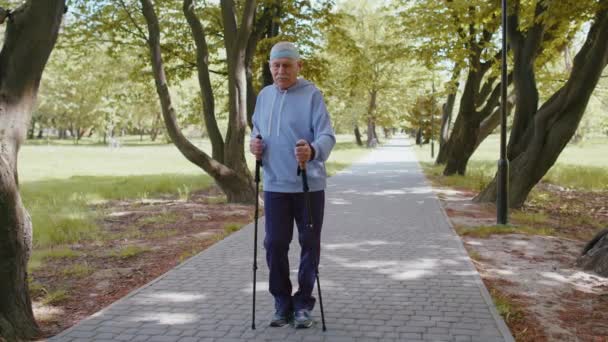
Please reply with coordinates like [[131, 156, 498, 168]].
[[476, 1, 608, 208], [138, 0, 257, 203], [403, 94, 441, 144], [0, 2, 66, 340], [67, 0, 333, 202], [324, 0, 408, 147]]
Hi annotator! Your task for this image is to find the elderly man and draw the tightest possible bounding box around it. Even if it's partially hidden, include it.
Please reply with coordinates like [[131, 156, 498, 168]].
[[250, 41, 336, 329]]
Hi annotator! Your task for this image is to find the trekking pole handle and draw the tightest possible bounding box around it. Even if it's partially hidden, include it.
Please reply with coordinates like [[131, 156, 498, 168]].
[[296, 140, 307, 170], [255, 135, 262, 182]]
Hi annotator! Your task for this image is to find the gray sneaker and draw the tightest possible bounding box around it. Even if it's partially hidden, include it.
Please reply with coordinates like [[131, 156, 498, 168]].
[[269, 311, 293, 327], [294, 309, 313, 329]]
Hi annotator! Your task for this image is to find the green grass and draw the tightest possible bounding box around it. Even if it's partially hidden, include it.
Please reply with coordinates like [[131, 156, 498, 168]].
[[510, 210, 551, 226], [455, 224, 555, 238], [544, 165, 608, 191], [61, 262, 94, 278], [42, 289, 68, 305], [21, 174, 212, 248], [420, 161, 495, 192], [139, 212, 180, 226], [223, 222, 242, 234], [19, 134, 367, 252], [490, 288, 524, 324], [415, 135, 608, 191], [111, 245, 150, 259], [148, 229, 180, 239], [28, 248, 81, 272], [467, 249, 483, 262]]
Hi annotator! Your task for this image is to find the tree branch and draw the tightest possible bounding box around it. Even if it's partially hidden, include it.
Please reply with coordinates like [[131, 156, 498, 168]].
[[140, 0, 228, 179], [118, 0, 148, 41], [183, 0, 224, 161]]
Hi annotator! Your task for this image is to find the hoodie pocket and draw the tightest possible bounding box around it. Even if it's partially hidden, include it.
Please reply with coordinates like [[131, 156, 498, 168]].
[[267, 145, 298, 184]]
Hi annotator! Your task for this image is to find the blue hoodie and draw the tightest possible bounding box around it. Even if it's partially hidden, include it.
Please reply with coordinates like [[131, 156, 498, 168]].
[[251, 78, 336, 193]]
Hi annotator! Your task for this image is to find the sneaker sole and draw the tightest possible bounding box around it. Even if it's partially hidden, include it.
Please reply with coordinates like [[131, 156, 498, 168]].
[[294, 320, 313, 329], [269, 321, 290, 327]]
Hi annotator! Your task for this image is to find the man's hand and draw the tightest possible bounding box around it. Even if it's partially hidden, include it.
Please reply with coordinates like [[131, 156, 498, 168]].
[[295, 139, 312, 167], [250, 135, 264, 160]]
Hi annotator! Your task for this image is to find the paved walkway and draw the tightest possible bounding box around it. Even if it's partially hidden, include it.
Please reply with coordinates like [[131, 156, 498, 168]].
[[52, 137, 513, 342]]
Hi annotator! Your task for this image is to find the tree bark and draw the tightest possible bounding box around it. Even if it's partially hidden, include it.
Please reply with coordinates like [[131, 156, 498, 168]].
[[221, 0, 256, 185], [441, 52, 489, 175], [366, 89, 377, 147], [441, 24, 502, 175], [183, 0, 224, 162], [354, 125, 363, 146], [476, 8, 608, 207], [141, 0, 256, 203], [436, 66, 460, 165], [0, 1, 65, 340], [246, 1, 280, 129]]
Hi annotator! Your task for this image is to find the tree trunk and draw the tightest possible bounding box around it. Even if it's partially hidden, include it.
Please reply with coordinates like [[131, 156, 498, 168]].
[[141, 0, 257, 203], [0, 2, 65, 341], [442, 70, 510, 175], [354, 125, 363, 146], [366, 89, 377, 147], [436, 67, 460, 165], [246, 1, 280, 129], [577, 229, 608, 277], [476, 8, 608, 207], [441, 59, 487, 175], [27, 116, 36, 140]]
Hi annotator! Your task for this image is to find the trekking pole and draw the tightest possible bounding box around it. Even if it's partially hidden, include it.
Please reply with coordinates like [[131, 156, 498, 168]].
[[297, 142, 327, 331], [252, 135, 262, 330]]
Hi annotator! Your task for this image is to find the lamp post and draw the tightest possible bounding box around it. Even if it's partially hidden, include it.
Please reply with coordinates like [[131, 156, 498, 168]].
[[497, 0, 509, 224], [431, 75, 435, 159]]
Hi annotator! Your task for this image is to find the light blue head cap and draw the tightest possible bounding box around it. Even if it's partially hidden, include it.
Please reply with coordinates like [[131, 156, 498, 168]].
[[269, 41, 300, 60]]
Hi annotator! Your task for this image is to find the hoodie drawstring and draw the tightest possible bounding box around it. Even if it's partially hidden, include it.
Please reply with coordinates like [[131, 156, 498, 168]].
[[267, 91, 277, 136], [277, 91, 287, 137], [267, 88, 288, 137]]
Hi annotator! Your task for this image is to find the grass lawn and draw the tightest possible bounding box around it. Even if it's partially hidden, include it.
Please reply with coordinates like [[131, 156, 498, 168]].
[[414, 134, 608, 191], [20, 134, 369, 249]]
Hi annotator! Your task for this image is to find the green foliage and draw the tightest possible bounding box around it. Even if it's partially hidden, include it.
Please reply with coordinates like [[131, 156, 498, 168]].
[[404, 95, 441, 142], [321, 0, 413, 134]]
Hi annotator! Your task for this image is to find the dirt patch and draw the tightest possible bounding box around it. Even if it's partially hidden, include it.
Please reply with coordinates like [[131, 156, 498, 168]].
[[30, 186, 256, 339], [438, 185, 608, 341]]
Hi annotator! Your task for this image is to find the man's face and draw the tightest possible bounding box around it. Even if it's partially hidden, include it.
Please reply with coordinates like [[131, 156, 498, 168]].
[[269, 57, 302, 90]]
